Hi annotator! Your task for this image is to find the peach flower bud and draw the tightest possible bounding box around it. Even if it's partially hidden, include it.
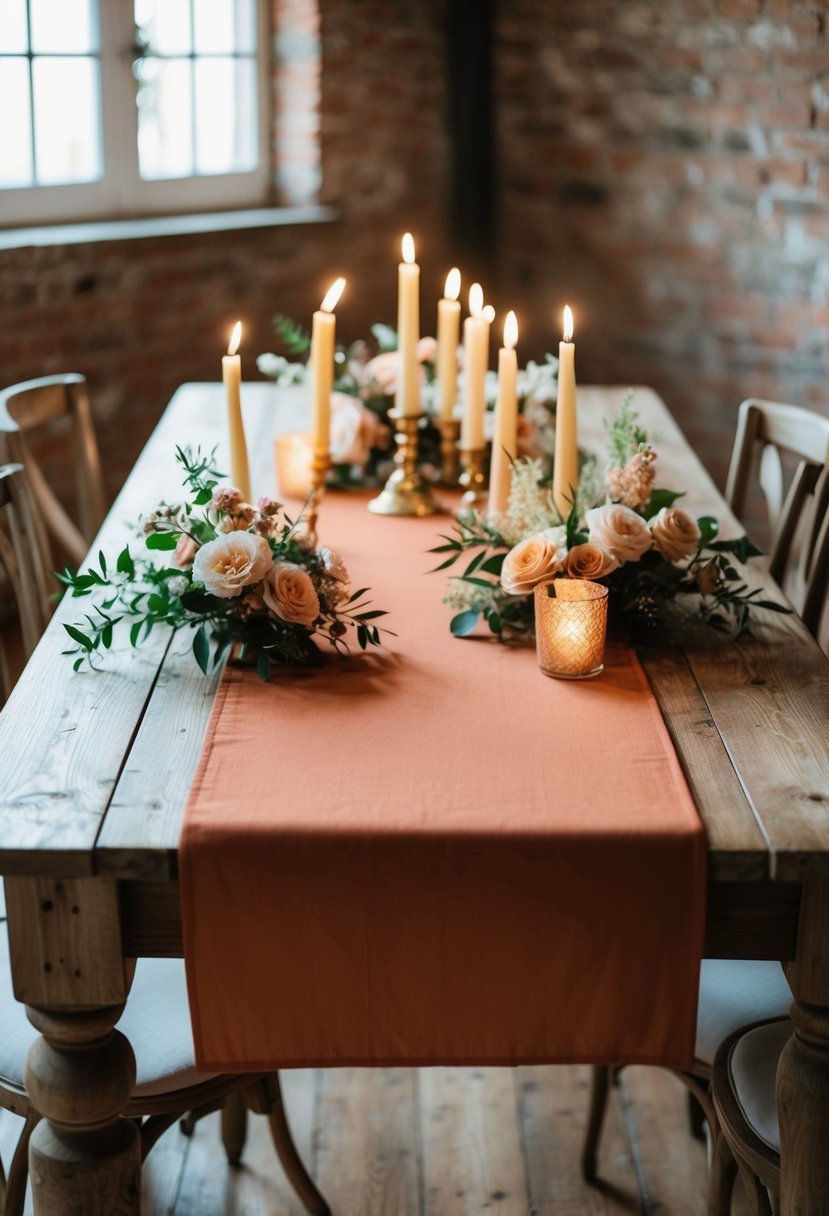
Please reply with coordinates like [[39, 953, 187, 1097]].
[[192, 533, 273, 599], [585, 503, 653, 563], [501, 534, 566, 595], [565, 543, 619, 580], [649, 507, 702, 563], [319, 546, 349, 583], [696, 560, 719, 596], [263, 561, 321, 626], [211, 485, 244, 511], [173, 535, 198, 569]]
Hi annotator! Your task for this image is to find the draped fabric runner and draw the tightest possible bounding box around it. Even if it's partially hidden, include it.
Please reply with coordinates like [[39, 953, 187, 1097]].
[[180, 495, 707, 1072]]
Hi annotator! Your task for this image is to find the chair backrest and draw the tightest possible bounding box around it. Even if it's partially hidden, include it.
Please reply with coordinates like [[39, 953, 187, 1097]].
[[725, 398, 829, 638], [0, 464, 52, 702], [0, 374, 105, 568]]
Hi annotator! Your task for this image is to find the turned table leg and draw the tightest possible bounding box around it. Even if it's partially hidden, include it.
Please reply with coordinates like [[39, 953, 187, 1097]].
[[780, 880, 829, 1216], [4, 875, 141, 1216]]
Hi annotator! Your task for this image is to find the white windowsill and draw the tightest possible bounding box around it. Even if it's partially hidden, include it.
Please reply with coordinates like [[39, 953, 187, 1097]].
[[0, 205, 338, 251]]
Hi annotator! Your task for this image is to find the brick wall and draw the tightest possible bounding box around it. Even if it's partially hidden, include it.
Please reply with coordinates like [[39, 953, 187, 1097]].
[[0, 0, 826, 501], [494, 0, 829, 485]]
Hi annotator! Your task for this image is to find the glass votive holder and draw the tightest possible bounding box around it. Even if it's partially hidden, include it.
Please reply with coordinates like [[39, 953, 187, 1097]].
[[534, 578, 609, 680], [274, 432, 313, 499]]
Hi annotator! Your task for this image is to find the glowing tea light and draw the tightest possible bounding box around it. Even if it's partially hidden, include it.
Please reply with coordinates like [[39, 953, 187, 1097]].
[[274, 432, 313, 499], [534, 578, 608, 680]]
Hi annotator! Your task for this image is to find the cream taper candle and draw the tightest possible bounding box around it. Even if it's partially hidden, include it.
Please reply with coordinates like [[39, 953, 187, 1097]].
[[461, 283, 488, 450], [222, 320, 250, 501], [488, 310, 519, 516], [552, 304, 579, 521], [397, 233, 420, 416], [310, 277, 346, 462], [437, 267, 461, 421]]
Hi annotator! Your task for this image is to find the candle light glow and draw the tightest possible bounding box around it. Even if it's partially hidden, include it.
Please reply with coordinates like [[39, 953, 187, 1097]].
[[227, 320, 242, 355], [444, 267, 461, 301], [321, 277, 346, 314], [563, 304, 574, 342]]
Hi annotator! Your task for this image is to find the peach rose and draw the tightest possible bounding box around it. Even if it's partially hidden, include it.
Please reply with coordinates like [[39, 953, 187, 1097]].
[[649, 507, 702, 563], [565, 543, 619, 580], [585, 503, 652, 563], [173, 535, 197, 569], [330, 392, 376, 465], [263, 561, 320, 625], [416, 336, 437, 362], [501, 534, 566, 595], [365, 350, 429, 397], [319, 546, 349, 583], [192, 533, 273, 598]]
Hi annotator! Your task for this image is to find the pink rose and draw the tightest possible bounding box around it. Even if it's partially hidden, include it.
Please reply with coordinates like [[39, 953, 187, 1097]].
[[173, 535, 197, 569], [501, 534, 566, 595], [585, 503, 652, 563], [565, 543, 619, 580], [365, 351, 427, 398], [263, 562, 320, 626], [192, 533, 273, 599], [416, 336, 437, 362], [211, 485, 243, 511], [649, 507, 702, 563]]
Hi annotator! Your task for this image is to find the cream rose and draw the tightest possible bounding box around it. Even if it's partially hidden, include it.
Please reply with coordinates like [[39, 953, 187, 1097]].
[[263, 561, 320, 625], [318, 546, 349, 583], [192, 532, 273, 599], [501, 534, 566, 595], [565, 543, 619, 580], [585, 503, 652, 563], [649, 506, 702, 563]]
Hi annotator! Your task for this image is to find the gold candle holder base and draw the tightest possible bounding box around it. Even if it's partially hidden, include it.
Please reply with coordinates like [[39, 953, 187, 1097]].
[[300, 452, 331, 548], [368, 411, 440, 517], [457, 446, 488, 512], [437, 418, 461, 486]]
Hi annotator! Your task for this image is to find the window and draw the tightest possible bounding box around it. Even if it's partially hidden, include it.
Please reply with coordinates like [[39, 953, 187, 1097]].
[[0, 0, 271, 226]]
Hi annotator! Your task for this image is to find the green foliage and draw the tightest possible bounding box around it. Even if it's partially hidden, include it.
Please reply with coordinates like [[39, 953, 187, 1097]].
[[605, 389, 649, 469], [273, 313, 311, 358]]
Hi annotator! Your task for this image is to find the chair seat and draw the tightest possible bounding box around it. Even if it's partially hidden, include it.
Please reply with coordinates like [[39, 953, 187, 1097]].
[[0, 927, 215, 1098], [695, 960, 792, 1066], [727, 1017, 792, 1154]]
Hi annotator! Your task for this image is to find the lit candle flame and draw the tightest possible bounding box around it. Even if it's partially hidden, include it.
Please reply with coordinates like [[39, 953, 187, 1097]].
[[444, 267, 461, 301], [504, 310, 518, 350], [320, 277, 346, 313], [482, 304, 496, 324], [227, 320, 242, 356], [563, 304, 574, 342], [469, 283, 484, 318], [402, 233, 416, 264]]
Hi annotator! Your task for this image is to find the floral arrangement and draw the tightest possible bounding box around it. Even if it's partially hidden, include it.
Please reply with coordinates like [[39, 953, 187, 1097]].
[[258, 317, 560, 485], [59, 448, 389, 677], [433, 394, 786, 640]]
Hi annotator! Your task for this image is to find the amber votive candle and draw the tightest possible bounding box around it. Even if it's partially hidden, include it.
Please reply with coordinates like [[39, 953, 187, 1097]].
[[534, 579, 608, 679], [274, 432, 314, 499]]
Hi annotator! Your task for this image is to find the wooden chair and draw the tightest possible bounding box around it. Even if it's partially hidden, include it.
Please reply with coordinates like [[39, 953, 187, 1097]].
[[0, 464, 51, 702], [0, 375, 106, 621], [581, 961, 792, 1182], [708, 1018, 788, 1216], [725, 398, 829, 637], [0, 931, 330, 1216]]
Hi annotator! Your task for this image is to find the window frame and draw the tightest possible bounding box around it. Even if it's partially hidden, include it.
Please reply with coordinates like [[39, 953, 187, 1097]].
[[0, 0, 273, 227]]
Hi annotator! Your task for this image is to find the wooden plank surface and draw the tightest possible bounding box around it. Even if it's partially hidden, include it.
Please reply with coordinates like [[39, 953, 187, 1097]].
[[2, 381, 827, 884]]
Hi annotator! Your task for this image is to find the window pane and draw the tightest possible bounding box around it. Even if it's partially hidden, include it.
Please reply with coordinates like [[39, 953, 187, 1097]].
[[194, 57, 257, 175], [193, 0, 256, 55], [135, 0, 191, 56], [137, 58, 194, 179], [0, 58, 33, 186], [32, 56, 101, 184], [0, 0, 28, 53], [30, 0, 95, 53]]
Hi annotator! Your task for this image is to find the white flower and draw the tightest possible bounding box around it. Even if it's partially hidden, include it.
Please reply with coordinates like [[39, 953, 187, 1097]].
[[192, 533, 273, 599], [319, 547, 349, 583], [501, 534, 567, 595], [650, 507, 701, 563], [263, 562, 320, 625], [585, 502, 652, 563], [166, 575, 189, 596]]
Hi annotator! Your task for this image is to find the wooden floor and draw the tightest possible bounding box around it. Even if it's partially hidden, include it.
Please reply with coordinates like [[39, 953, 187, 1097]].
[[0, 1065, 755, 1215]]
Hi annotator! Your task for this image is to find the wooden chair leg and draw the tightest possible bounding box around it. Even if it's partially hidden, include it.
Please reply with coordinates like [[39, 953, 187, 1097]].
[[734, 1157, 773, 1216], [248, 1074, 331, 1216], [221, 1088, 248, 1167], [707, 1128, 738, 1216], [581, 1064, 611, 1182], [4, 1111, 39, 1216]]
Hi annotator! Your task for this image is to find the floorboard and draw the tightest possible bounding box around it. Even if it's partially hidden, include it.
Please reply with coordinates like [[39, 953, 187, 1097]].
[[0, 1063, 761, 1214]]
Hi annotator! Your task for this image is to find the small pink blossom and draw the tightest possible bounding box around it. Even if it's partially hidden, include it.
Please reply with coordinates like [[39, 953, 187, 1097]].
[[211, 485, 243, 511]]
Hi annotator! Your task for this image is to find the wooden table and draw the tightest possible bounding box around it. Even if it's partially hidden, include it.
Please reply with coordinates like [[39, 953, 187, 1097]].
[[0, 383, 827, 1215]]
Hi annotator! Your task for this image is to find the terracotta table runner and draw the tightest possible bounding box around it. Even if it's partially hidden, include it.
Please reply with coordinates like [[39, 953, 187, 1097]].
[[181, 495, 706, 1072]]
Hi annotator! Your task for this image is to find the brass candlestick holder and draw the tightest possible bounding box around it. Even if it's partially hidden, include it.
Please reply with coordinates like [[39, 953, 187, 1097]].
[[368, 411, 440, 517], [458, 446, 488, 511], [437, 417, 461, 486], [301, 451, 331, 548]]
